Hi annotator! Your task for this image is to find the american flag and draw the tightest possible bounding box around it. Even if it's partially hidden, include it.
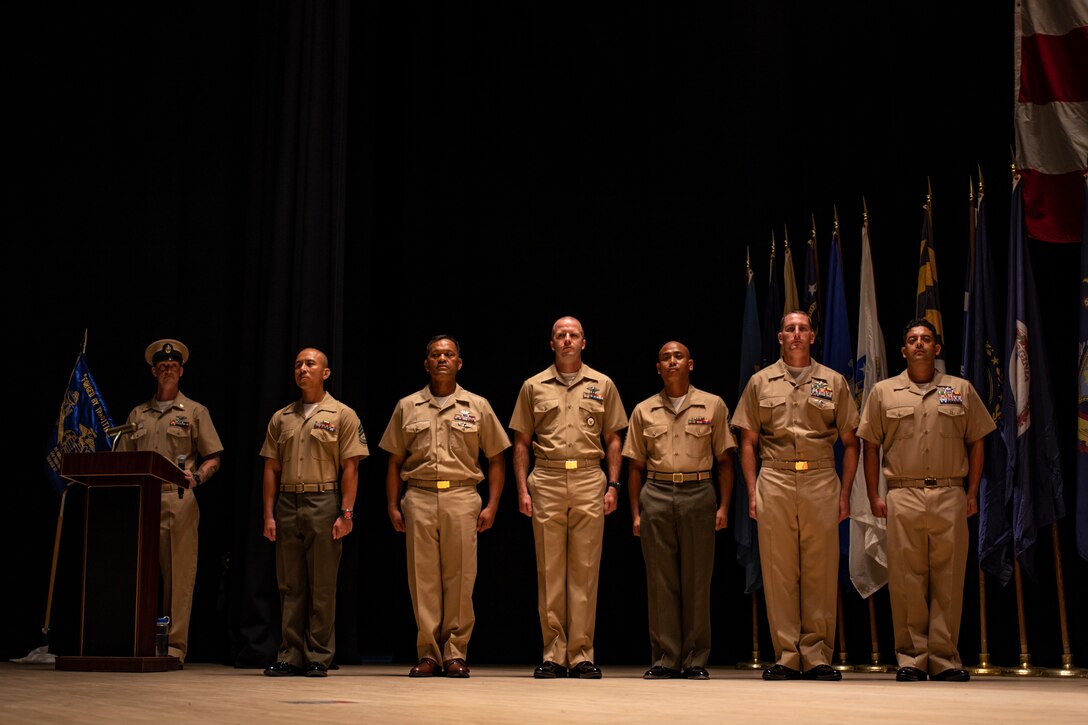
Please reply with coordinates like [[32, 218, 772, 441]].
[[1014, 0, 1088, 244]]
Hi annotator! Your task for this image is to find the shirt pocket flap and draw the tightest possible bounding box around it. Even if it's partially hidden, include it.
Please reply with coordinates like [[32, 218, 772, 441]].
[[644, 424, 668, 439], [405, 420, 431, 434], [937, 405, 965, 417], [886, 406, 915, 420], [759, 396, 786, 408], [535, 399, 560, 414]]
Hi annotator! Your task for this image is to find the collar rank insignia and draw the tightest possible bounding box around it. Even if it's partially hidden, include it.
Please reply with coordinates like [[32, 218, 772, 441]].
[[583, 385, 604, 402], [687, 416, 712, 425], [937, 386, 963, 405], [315, 421, 337, 433], [810, 379, 833, 401], [169, 416, 190, 428], [454, 410, 477, 424]]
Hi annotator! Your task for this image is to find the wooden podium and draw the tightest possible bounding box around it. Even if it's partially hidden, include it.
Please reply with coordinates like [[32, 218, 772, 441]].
[[55, 451, 189, 672]]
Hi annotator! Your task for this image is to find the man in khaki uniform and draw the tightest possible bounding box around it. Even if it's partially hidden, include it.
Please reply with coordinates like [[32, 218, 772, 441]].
[[859, 318, 994, 683], [380, 335, 510, 679], [260, 348, 368, 677], [116, 338, 223, 663], [510, 316, 627, 679], [732, 311, 859, 682], [623, 341, 735, 680]]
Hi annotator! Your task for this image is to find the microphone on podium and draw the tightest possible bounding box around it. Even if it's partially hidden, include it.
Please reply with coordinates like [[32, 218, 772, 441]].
[[176, 455, 187, 499]]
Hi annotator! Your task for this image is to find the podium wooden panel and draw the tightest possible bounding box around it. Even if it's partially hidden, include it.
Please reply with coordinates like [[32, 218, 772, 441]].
[[55, 451, 189, 672]]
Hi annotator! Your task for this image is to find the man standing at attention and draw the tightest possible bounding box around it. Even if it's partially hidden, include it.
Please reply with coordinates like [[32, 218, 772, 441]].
[[510, 316, 627, 679], [623, 341, 735, 680], [261, 348, 368, 677], [858, 319, 994, 682], [116, 338, 223, 664], [380, 335, 510, 679], [731, 311, 859, 681]]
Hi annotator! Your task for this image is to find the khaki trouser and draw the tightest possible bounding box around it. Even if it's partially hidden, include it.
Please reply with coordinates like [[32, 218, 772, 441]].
[[528, 466, 605, 667], [402, 485, 481, 663], [160, 487, 199, 661], [755, 466, 839, 671], [274, 490, 342, 667], [886, 486, 968, 674], [639, 479, 716, 670]]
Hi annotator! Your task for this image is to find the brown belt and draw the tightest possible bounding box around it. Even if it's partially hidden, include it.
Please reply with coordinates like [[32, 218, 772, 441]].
[[407, 479, 477, 490], [535, 458, 600, 470], [761, 459, 835, 471], [279, 482, 338, 493], [646, 470, 713, 484], [887, 478, 961, 489]]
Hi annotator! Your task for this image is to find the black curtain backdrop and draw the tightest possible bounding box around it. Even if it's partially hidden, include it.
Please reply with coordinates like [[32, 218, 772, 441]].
[[6, 1, 1084, 670]]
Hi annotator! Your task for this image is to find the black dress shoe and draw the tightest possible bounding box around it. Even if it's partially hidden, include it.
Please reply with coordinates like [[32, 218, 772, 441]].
[[305, 662, 328, 678], [263, 661, 303, 677], [762, 663, 802, 681], [801, 664, 842, 681], [932, 668, 970, 682], [409, 658, 443, 677], [643, 666, 682, 679], [569, 661, 602, 679], [895, 666, 928, 682], [533, 661, 568, 679], [683, 666, 710, 680]]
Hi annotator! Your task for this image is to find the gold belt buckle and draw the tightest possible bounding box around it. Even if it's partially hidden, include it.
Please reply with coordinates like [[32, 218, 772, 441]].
[[794, 461, 809, 471], [564, 460, 578, 470], [672, 472, 684, 483], [437, 480, 451, 489]]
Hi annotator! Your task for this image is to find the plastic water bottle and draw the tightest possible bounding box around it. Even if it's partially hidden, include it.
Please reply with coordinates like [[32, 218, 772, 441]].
[[155, 616, 170, 657]]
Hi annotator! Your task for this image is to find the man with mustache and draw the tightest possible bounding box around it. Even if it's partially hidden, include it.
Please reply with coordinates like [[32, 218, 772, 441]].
[[858, 318, 994, 682], [116, 338, 223, 664]]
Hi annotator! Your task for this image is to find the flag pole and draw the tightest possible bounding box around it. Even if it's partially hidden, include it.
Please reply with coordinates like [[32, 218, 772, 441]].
[[832, 584, 854, 671], [41, 488, 69, 652], [852, 596, 893, 673], [1006, 560, 1044, 676], [1041, 522, 1088, 677], [736, 591, 768, 670], [969, 568, 1005, 675], [966, 170, 1005, 678]]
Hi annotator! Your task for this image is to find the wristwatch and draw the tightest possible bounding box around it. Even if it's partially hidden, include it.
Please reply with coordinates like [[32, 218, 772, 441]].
[[607, 481, 621, 491], [340, 508, 354, 521]]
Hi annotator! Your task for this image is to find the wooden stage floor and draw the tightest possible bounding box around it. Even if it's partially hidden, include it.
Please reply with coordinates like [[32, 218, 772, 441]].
[[1, 662, 1085, 724]]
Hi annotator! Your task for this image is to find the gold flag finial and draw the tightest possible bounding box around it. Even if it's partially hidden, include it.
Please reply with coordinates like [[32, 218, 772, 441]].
[[770, 229, 776, 257], [746, 245, 751, 272], [1010, 146, 1019, 181], [833, 205, 840, 233], [809, 212, 817, 246], [862, 196, 869, 226], [978, 164, 985, 199], [783, 224, 790, 250]]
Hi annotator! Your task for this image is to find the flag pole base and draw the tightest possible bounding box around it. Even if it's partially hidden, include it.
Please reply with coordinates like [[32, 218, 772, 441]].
[[735, 653, 770, 670], [969, 652, 1007, 676], [854, 656, 895, 673], [1005, 655, 1045, 677], [1041, 655, 1088, 678], [831, 653, 856, 672]]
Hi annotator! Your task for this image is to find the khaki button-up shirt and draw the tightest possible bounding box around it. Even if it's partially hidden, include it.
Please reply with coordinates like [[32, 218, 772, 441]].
[[378, 384, 511, 482], [115, 391, 223, 473], [623, 386, 736, 471], [857, 370, 995, 479], [259, 392, 369, 484], [509, 363, 627, 460], [731, 359, 859, 461]]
